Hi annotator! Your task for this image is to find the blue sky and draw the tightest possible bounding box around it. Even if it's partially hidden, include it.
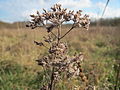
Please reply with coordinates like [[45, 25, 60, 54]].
[[0, 0, 120, 23]]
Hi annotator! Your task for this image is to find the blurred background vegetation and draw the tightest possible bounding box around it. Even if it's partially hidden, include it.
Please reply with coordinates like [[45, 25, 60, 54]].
[[0, 18, 120, 89]]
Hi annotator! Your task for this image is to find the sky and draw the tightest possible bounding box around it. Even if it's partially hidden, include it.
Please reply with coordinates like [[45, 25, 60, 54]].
[[0, 0, 120, 23]]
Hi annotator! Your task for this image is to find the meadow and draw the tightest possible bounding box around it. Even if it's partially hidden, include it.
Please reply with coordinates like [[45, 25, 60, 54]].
[[0, 25, 120, 90]]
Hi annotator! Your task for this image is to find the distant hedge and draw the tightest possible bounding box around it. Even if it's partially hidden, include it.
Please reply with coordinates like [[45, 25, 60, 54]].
[[91, 18, 120, 26], [0, 17, 120, 29]]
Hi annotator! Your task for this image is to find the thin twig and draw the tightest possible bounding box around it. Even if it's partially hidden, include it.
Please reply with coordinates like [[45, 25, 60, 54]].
[[42, 22, 58, 39], [101, 0, 110, 18], [43, 45, 49, 49], [51, 31, 58, 39], [59, 26, 74, 40], [50, 67, 55, 90], [57, 24, 61, 43], [114, 64, 120, 90]]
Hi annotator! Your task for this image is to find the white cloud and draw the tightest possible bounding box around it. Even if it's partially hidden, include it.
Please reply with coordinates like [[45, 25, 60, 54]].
[[87, 12, 99, 19], [0, 0, 50, 22], [22, 0, 92, 21], [0, 0, 120, 22], [58, 0, 92, 10], [103, 7, 120, 18], [21, 0, 54, 21], [96, 2, 106, 9], [22, 9, 38, 21]]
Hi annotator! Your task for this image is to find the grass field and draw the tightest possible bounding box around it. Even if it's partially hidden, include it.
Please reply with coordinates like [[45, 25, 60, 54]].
[[0, 26, 120, 90]]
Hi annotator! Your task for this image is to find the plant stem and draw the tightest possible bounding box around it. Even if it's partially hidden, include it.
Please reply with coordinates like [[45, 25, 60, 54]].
[[57, 24, 61, 43], [50, 67, 55, 90], [42, 23, 58, 39], [114, 64, 120, 90], [51, 31, 58, 39], [59, 26, 74, 40]]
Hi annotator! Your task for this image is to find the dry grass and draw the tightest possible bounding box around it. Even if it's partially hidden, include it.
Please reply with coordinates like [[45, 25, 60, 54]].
[[0, 26, 120, 89]]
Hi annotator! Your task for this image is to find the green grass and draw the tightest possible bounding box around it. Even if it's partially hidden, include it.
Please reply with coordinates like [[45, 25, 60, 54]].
[[0, 60, 44, 90]]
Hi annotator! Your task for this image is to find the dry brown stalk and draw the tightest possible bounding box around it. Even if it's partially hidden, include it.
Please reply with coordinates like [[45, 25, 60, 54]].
[[26, 4, 90, 90]]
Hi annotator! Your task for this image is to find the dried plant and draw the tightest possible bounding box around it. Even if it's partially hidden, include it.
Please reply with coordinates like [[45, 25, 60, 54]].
[[26, 4, 90, 90]]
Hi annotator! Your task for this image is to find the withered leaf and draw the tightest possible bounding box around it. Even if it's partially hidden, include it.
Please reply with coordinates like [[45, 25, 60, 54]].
[[30, 15, 35, 17], [34, 41, 44, 46], [46, 24, 55, 33]]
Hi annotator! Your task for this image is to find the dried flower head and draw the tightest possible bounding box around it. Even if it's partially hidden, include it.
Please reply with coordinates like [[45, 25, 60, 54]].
[[26, 4, 90, 30], [26, 4, 90, 90]]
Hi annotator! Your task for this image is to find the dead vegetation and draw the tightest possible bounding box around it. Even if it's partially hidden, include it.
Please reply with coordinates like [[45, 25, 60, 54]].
[[0, 4, 120, 90]]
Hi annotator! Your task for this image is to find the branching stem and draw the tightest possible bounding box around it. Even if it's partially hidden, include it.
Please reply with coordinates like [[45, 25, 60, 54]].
[[51, 31, 58, 39], [57, 24, 61, 43], [59, 26, 74, 40], [42, 22, 58, 39]]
